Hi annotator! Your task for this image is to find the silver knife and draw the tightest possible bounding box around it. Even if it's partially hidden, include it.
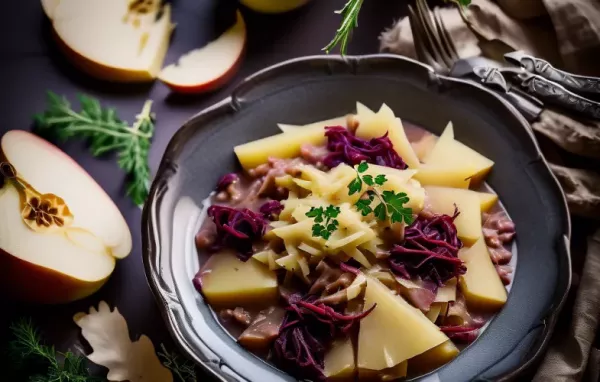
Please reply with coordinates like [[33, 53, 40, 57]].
[[473, 66, 600, 121], [505, 51, 600, 99], [449, 58, 544, 123]]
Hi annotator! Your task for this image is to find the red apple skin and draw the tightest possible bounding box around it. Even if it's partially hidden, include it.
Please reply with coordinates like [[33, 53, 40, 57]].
[[0, 247, 109, 304], [52, 28, 157, 83], [161, 45, 246, 94]]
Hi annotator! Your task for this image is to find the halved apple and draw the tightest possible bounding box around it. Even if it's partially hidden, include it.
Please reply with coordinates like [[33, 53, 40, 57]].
[[50, 0, 174, 82], [0, 130, 132, 304], [159, 11, 247, 94]]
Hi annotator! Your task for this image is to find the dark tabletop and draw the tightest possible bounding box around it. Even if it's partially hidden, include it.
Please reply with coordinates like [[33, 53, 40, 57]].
[[0, 0, 410, 378]]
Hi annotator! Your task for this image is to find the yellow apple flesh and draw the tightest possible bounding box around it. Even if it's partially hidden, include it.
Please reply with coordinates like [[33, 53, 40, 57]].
[[51, 0, 174, 82], [159, 11, 246, 94], [0, 131, 132, 303]]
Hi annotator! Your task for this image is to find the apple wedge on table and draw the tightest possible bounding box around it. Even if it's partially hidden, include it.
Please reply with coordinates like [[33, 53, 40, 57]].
[[0, 131, 132, 304], [43, 0, 174, 82], [159, 11, 247, 94]]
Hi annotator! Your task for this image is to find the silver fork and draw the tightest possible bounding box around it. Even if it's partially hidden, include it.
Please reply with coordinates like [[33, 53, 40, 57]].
[[409, 0, 545, 122]]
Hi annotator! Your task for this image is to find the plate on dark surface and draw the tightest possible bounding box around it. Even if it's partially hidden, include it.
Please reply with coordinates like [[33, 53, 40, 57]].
[[142, 54, 571, 382]]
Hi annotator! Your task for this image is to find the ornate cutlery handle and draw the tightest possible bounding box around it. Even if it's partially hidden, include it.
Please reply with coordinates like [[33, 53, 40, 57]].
[[474, 66, 600, 121], [505, 51, 600, 97]]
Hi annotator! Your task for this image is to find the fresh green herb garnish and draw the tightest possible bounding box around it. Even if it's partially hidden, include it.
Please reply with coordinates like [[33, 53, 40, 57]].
[[306, 205, 341, 240], [349, 162, 414, 224], [34, 91, 155, 206], [324, 0, 472, 56], [323, 0, 364, 55], [7, 318, 103, 382], [157, 344, 197, 382]]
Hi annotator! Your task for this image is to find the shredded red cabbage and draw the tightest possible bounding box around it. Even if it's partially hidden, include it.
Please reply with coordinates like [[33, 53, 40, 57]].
[[323, 126, 408, 169], [206, 205, 266, 261], [259, 200, 284, 220], [216, 173, 239, 191], [389, 209, 466, 285], [273, 293, 376, 381], [440, 325, 481, 343]]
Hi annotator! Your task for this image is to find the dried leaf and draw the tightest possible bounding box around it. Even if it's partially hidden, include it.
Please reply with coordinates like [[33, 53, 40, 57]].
[[74, 301, 173, 382]]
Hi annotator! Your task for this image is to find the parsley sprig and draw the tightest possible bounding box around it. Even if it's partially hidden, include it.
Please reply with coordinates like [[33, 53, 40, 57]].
[[306, 205, 341, 240], [7, 318, 102, 382], [34, 91, 155, 206], [349, 162, 414, 225]]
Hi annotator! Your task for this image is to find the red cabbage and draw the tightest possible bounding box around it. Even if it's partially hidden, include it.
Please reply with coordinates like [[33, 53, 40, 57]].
[[273, 293, 376, 381], [323, 126, 408, 169], [216, 173, 239, 191], [206, 205, 266, 261], [259, 200, 284, 220], [389, 209, 466, 285], [440, 325, 481, 343]]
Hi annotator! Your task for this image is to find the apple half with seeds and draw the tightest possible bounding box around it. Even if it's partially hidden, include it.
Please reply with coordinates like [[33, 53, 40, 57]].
[[0, 130, 132, 304], [159, 11, 247, 94]]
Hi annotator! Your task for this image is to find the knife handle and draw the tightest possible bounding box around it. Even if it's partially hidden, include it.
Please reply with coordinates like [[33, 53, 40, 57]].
[[507, 53, 600, 99], [515, 72, 600, 121]]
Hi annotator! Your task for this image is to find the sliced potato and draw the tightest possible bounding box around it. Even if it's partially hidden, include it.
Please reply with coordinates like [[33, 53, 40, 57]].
[[425, 186, 482, 246], [234, 128, 327, 170], [458, 238, 507, 311], [413, 165, 471, 189], [408, 340, 459, 376], [425, 302, 443, 323], [476, 191, 499, 212], [325, 338, 356, 381], [357, 276, 448, 371], [435, 277, 457, 302], [424, 122, 494, 183], [355, 104, 420, 169], [199, 252, 278, 308]]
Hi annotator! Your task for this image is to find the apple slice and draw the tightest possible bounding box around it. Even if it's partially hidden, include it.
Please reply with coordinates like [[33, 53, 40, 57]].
[[51, 0, 174, 82], [0, 130, 132, 304], [41, 0, 60, 19], [159, 11, 246, 94]]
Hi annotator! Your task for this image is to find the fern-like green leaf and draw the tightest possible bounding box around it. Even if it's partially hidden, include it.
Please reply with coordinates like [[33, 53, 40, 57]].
[[35, 91, 155, 206]]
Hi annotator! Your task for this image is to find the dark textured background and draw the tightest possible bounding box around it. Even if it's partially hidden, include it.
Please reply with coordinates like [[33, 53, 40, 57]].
[[0, 0, 408, 379]]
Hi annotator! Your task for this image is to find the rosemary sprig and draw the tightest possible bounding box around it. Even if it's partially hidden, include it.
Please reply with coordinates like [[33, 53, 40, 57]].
[[34, 91, 155, 206], [157, 344, 197, 382], [7, 318, 103, 382], [323, 0, 364, 55]]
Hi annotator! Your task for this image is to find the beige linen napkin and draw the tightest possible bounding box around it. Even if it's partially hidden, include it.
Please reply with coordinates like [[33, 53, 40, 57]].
[[381, 1, 600, 381]]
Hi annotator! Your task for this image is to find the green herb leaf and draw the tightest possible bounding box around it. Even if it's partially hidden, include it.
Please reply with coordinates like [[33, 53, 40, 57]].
[[355, 198, 373, 216], [7, 318, 101, 382], [362, 175, 374, 186], [312, 223, 325, 237], [158, 344, 197, 382], [373, 202, 387, 221], [323, 0, 365, 55], [325, 205, 341, 219], [357, 162, 369, 173], [34, 91, 155, 206], [375, 174, 387, 186], [348, 176, 363, 195], [382, 191, 413, 224]]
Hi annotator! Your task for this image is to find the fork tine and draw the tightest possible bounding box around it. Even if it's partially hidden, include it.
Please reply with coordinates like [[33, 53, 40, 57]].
[[415, 0, 452, 70], [433, 6, 459, 62], [408, 5, 447, 73]]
